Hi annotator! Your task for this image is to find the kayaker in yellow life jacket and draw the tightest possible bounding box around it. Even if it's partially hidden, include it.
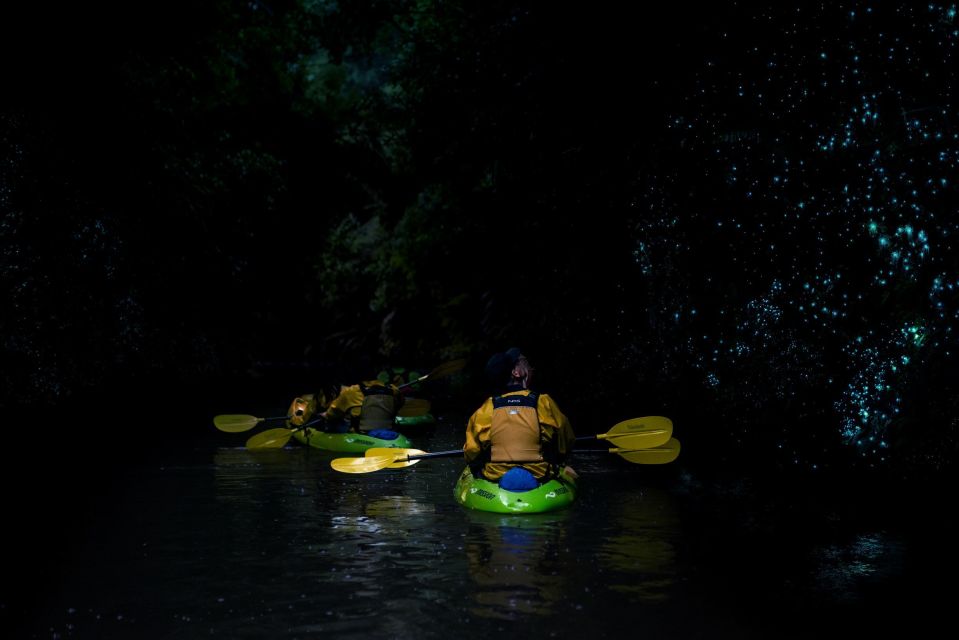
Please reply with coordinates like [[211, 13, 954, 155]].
[[324, 379, 407, 433], [287, 378, 405, 434], [464, 348, 577, 490]]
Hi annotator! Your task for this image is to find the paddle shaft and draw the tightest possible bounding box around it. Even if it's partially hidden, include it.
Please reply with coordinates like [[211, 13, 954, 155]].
[[381, 427, 668, 459], [391, 449, 462, 462], [245, 417, 326, 449], [332, 414, 677, 472], [378, 429, 665, 461], [576, 429, 671, 449]]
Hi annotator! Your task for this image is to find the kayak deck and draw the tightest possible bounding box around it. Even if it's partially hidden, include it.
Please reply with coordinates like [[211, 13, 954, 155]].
[[453, 467, 577, 514], [292, 429, 412, 453]]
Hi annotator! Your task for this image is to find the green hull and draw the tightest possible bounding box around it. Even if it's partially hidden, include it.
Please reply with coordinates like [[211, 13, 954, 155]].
[[395, 413, 437, 429], [453, 467, 577, 514], [291, 429, 412, 453]]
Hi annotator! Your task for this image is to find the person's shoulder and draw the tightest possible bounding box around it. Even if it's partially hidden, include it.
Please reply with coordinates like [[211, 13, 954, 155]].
[[474, 396, 495, 410], [535, 391, 564, 410], [468, 397, 494, 420]]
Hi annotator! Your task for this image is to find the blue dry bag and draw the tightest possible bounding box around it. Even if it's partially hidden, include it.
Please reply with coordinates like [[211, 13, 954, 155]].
[[499, 467, 538, 492], [367, 429, 400, 440]]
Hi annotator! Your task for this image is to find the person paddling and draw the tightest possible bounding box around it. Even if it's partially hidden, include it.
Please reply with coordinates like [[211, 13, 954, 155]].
[[287, 377, 405, 437], [463, 348, 578, 491]]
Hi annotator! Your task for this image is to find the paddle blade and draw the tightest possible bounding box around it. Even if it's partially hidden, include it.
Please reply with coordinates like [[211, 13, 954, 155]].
[[399, 358, 467, 391], [213, 414, 262, 433], [397, 398, 431, 417], [600, 429, 671, 449], [331, 455, 397, 473], [365, 447, 427, 468], [613, 438, 681, 464], [246, 428, 294, 449], [605, 416, 673, 438], [428, 358, 467, 379]]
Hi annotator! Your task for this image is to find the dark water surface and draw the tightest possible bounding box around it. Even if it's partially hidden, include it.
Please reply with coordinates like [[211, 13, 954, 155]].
[[6, 418, 954, 639]]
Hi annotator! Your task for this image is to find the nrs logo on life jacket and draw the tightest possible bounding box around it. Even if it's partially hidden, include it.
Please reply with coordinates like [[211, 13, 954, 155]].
[[490, 392, 542, 464]]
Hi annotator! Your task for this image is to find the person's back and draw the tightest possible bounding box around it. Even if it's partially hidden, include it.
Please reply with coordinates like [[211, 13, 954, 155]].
[[355, 379, 404, 432], [321, 379, 405, 433], [464, 348, 575, 489], [287, 377, 404, 434]]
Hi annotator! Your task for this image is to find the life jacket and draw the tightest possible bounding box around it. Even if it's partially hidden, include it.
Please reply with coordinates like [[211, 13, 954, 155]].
[[357, 381, 401, 432], [490, 391, 546, 469]]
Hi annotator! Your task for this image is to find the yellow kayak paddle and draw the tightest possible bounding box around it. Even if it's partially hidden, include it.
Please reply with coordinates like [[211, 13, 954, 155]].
[[213, 414, 288, 433], [396, 359, 467, 393], [330, 416, 680, 473]]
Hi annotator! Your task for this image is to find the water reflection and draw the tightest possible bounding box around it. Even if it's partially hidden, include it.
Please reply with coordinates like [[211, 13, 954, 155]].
[[593, 487, 680, 603], [463, 511, 572, 620], [213, 446, 297, 468], [808, 531, 905, 602], [366, 494, 437, 518], [21, 440, 941, 640], [212, 446, 321, 488]]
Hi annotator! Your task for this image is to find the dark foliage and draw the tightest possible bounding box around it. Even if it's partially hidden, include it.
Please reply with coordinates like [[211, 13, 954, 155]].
[[2, 1, 958, 484]]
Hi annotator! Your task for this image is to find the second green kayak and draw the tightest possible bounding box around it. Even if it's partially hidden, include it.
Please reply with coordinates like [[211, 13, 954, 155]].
[[395, 413, 437, 430], [292, 429, 412, 453], [453, 467, 577, 514]]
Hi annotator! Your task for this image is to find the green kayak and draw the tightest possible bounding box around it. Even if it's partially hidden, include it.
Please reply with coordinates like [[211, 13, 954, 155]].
[[395, 413, 437, 429], [453, 467, 577, 514], [291, 429, 412, 453]]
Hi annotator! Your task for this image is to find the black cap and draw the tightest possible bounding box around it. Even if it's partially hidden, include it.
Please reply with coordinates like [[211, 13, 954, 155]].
[[484, 347, 522, 385]]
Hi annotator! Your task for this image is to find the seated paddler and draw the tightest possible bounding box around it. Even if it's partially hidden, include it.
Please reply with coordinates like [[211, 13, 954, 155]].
[[463, 347, 577, 491], [286, 377, 405, 440]]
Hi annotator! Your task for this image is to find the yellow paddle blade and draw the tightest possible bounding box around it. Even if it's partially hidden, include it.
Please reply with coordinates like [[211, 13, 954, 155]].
[[605, 416, 673, 438], [600, 429, 671, 449], [330, 455, 398, 473], [612, 438, 681, 464], [213, 414, 263, 433], [397, 398, 431, 417], [398, 358, 467, 391], [428, 358, 467, 379], [365, 448, 427, 468], [246, 428, 293, 449]]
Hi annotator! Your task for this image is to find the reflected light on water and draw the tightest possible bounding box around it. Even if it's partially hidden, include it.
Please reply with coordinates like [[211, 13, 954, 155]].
[[22, 439, 941, 640], [808, 531, 905, 602], [594, 487, 680, 603], [463, 511, 572, 620]]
